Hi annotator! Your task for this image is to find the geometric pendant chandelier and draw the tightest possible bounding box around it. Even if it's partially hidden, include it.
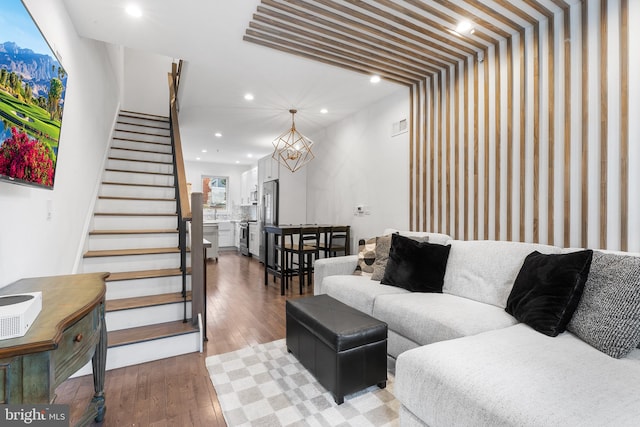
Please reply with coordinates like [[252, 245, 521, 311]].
[[271, 109, 314, 173]]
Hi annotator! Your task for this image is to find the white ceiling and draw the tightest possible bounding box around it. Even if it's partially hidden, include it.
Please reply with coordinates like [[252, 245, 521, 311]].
[[62, 0, 404, 166]]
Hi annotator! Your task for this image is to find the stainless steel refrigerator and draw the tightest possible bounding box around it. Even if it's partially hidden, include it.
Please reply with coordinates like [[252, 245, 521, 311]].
[[259, 179, 279, 265]]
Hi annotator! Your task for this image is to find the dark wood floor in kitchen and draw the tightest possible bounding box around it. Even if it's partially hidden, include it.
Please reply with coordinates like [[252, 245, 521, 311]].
[[55, 251, 314, 426]]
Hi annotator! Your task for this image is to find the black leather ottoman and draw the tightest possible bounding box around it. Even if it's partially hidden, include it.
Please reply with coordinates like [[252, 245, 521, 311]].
[[286, 294, 388, 404]]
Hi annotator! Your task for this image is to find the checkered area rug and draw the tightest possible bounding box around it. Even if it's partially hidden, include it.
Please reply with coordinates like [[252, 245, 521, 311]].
[[205, 339, 399, 426]]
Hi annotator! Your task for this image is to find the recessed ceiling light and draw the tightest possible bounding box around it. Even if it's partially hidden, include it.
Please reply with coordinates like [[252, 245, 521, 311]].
[[196, 157, 201, 161], [456, 20, 474, 35], [125, 4, 142, 18], [320, 108, 328, 114], [214, 132, 222, 138], [202, 149, 207, 153], [247, 153, 253, 158], [244, 93, 254, 101], [370, 75, 381, 84], [235, 161, 240, 164]]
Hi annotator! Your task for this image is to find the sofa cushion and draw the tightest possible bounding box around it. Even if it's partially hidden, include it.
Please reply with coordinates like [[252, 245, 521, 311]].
[[322, 275, 408, 316], [506, 249, 593, 337], [568, 251, 640, 358], [443, 240, 562, 308], [372, 293, 518, 347], [381, 234, 451, 293], [383, 229, 451, 245], [396, 323, 640, 427]]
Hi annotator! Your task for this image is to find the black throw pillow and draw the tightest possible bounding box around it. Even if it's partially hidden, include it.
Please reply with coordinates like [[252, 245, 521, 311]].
[[505, 249, 593, 337], [381, 233, 451, 293]]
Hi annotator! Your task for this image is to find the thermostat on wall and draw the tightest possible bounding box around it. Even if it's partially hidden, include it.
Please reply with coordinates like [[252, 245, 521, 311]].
[[0, 292, 42, 340]]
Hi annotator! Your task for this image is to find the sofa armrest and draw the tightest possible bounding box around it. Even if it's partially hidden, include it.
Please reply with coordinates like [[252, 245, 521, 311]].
[[313, 255, 359, 295]]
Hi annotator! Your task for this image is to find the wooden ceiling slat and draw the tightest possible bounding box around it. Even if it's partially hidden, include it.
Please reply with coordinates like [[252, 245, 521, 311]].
[[242, 34, 418, 86], [258, 2, 457, 67], [246, 25, 429, 80], [286, 0, 467, 60], [491, 0, 540, 25], [548, 0, 572, 9], [252, 13, 441, 74], [456, 0, 525, 32], [371, 0, 497, 47], [337, 0, 477, 56], [525, 1, 555, 18], [405, 0, 512, 39]]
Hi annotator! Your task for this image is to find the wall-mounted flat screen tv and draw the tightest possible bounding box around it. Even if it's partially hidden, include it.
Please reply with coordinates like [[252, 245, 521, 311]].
[[0, 0, 68, 189]]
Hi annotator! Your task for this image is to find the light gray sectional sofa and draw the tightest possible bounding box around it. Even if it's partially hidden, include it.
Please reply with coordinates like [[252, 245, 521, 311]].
[[313, 230, 640, 426]]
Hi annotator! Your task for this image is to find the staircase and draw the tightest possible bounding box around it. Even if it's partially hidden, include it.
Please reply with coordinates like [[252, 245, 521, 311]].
[[77, 110, 200, 373]]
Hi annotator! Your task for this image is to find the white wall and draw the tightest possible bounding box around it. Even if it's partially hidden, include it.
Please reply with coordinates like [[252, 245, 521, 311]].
[[184, 160, 253, 216], [306, 87, 410, 249], [122, 48, 172, 117], [0, 0, 119, 286]]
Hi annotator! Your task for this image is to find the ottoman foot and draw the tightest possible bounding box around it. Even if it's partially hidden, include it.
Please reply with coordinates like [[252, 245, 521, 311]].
[[334, 395, 344, 405], [377, 381, 387, 389]]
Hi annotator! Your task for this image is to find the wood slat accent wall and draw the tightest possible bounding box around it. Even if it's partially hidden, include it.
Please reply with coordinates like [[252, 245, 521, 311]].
[[409, 0, 637, 252]]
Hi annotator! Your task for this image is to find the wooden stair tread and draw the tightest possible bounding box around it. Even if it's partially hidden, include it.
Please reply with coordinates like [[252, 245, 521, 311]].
[[120, 110, 169, 120], [110, 146, 171, 155], [108, 156, 173, 165], [89, 228, 178, 235], [105, 168, 173, 176], [98, 196, 176, 202], [84, 247, 183, 258], [112, 137, 171, 146], [106, 291, 191, 311], [93, 212, 177, 216], [117, 120, 169, 131], [101, 181, 175, 188], [107, 320, 198, 348], [106, 267, 191, 281], [115, 129, 170, 138]]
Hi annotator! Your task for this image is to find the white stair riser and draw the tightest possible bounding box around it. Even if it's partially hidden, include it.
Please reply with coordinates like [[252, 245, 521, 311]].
[[95, 198, 177, 214], [100, 184, 175, 199], [82, 253, 188, 272], [106, 275, 190, 300], [92, 214, 178, 229], [111, 139, 172, 154], [71, 331, 200, 376], [88, 233, 179, 251], [107, 158, 173, 175], [106, 302, 191, 331], [118, 111, 169, 129], [109, 147, 173, 164], [113, 130, 170, 144], [104, 170, 174, 187], [115, 123, 170, 136]]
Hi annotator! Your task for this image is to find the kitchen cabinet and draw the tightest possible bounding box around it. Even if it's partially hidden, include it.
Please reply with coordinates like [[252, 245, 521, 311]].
[[241, 167, 258, 205], [258, 155, 279, 186], [249, 222, 260, 257], [202, 223, 219, 260], [234, 221, 241, 248], [218, 221, 235, 248]]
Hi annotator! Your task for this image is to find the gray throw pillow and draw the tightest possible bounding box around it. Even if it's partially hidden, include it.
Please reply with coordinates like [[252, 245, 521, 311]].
[[567, 251, 640, 358], [371, 235, 392, 281], [354, 237, 376, 276]]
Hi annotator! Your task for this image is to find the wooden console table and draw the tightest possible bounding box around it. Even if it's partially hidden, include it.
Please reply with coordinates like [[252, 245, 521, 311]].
[[0, 272, 108, 425]]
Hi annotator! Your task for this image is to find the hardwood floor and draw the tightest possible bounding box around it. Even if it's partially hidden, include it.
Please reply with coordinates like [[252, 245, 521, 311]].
[[56, 251, 314, 426]]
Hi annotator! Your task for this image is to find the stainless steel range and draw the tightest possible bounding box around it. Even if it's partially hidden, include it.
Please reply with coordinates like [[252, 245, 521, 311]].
[[239, 221, 249, 256]]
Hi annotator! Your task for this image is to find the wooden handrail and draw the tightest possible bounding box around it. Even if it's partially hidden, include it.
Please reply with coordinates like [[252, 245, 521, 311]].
[[168, 66, 191, 221]]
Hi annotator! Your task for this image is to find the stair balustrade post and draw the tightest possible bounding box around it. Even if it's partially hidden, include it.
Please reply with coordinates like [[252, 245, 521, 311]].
[[190, 193, 206, 332]]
